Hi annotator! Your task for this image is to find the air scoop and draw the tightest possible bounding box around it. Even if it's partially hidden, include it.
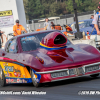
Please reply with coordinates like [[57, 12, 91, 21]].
[[40, 32, 69, 62], [40, 31, 67, 51]]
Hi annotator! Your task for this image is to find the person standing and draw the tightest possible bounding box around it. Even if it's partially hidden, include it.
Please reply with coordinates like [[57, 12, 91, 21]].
[[44, 18, 52, 30], [51, 22, 55, 29], [92, 2, 100, 35], [13, 20, 27, 36], [90, 15, 94, 19], [0, 30, 4, 48], [92, 2, 100, 49]]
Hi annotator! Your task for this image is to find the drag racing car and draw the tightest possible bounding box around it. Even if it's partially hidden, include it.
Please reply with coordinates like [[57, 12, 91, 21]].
[[0, 30, 100, 87], [69, 19, 97, 37]]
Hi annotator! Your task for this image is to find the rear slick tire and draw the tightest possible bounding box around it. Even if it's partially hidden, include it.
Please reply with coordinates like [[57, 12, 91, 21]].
[[0, 65, 6, 87]]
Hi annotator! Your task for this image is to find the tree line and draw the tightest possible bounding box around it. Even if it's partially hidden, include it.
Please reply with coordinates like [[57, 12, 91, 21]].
[[23, 0, 99, 20]]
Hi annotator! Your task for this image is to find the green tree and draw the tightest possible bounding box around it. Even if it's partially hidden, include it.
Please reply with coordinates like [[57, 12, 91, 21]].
[[23, 0, 98, 20], [23, 0, 29, 19]]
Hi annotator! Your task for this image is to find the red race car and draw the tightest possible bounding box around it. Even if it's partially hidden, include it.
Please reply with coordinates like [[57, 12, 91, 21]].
[[0, 30, 100, 87]]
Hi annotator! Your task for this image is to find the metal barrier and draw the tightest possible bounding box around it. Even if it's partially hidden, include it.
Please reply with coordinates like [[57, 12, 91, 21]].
[[27, 11, 94, 32]]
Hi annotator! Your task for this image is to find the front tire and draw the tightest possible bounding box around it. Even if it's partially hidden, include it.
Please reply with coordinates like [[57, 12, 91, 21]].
[[90, 73, 99, 78], [31, 69, 41, 87], [0, 65, 6, 87]]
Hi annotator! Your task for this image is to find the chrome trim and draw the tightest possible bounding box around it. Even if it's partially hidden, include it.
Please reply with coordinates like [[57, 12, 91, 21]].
[[85, 65, 100, 73], [35, 69, 68, 74], [83, 62, 100, 73], [36, 62, 100, 74], [69, 68, 76, 75], [51, 71, 69, 78], [51, 72, 100, 82], [83, 62, 100, 68], [83, 66, 85, 73]]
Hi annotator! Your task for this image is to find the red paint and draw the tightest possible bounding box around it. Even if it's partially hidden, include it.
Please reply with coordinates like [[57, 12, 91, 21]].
[[0, 30, 100, 84], [14, 72, 18, 77], [41, 32, 67, 47]]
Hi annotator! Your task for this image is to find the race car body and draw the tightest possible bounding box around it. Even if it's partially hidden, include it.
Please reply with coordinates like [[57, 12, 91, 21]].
[[0, 30, 100, 87]]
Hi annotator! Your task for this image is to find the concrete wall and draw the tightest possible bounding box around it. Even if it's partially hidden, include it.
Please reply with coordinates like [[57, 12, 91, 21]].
[[0, 0, 26, 35]]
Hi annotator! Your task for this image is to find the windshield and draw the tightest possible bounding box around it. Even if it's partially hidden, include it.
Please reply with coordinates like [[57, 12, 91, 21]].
[[71, 20, 92, 31], [20, 31, 71, 52]]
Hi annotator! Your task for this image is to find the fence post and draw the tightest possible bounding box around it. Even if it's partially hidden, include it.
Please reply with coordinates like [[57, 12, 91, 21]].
[[54, 18, 57, 25], [94, 10, 96, 15], [65, 15, 67, 25], [32, 20, 35, 31]]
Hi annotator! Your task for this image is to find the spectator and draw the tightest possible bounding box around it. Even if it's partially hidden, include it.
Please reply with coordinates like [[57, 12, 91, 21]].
[[44, 18, 52, 30], [51, 22, 55, 29], [92, 2, 100, 49], [0, 30, 4, 48], [90, 15, 94, 19], [92, 2, 100, 35], [13, 20, 27, 36]]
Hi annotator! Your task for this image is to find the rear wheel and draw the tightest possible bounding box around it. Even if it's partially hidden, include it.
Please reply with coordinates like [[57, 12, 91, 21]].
[[31, 69, 41, 87], [90, 73, 99, 78], [0, 65, 6, 87]]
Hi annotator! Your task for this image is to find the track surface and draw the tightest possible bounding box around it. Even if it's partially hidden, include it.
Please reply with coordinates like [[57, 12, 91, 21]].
[[0, 76, 100, 100]]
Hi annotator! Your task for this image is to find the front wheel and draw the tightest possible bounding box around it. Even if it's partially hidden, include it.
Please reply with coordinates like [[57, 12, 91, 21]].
[[0, 65, 6, 87], [31, 69, 41, 87], [90, 73, 99, 78]]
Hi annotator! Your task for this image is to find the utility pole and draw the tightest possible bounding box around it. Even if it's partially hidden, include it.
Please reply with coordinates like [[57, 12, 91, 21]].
[[73, 0, 83, 39], [28, 0, 29, 20]]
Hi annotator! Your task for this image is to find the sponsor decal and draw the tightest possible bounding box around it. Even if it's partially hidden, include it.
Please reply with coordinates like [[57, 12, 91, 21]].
[[22, 79, 25, 83], [17, 79, 20, 83], [5, 78, 30, 84], [10, 79, 14, 83], [5, 66, 13, 72], [18, 73, 21, 77], [14, 72, 21, 77], [14, 79, 17, 83], [36, 79, 39, 82], [4, 64, 21, 78], [8, 79, 11, 83], [21, 36, 35, 41], [17, 79, 25, 83], [14, 72, 18, 77], [9, 73, 12, 77], [5, 74, 8, 77], [25, 81, 27, 83], [20, 80, 22, 83], [32, 69, 41, 83], [3, 63, 8, 66], [5, 73, 12, 77], [22, 79, 27, 83], [7, 72, 9, 77], [13, 68, 21, 77]]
